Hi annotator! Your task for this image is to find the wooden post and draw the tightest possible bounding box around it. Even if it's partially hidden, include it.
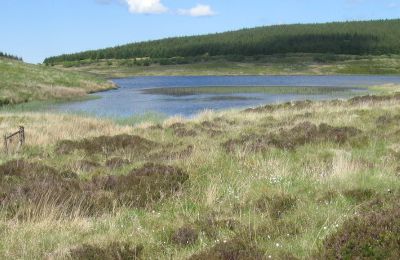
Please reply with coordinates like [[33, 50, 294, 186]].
[[19, 126, 25, 146], [3, 134, 8, 154]]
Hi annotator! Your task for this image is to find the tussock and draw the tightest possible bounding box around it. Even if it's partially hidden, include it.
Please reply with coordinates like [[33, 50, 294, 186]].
[[75, 160, 101, 172], [171, 226, 199, 246], [199, 120, 225, 137], [375, 113, 400, 126], [105, 157, 130, 169], [349, 92, 400, 104], [223, 121, 361, 152], [190, 238, 264, 260], [255, 193, 297, 219], [56, 134, 157, 155], [0, 160, 82, 218], [244, 100, 313, 113], [0, 160, 189, 217], [69, 242, 143, 260], [89, 163, 189, 208], [319, 196, 400, 259], [172, 127, 197, 137]]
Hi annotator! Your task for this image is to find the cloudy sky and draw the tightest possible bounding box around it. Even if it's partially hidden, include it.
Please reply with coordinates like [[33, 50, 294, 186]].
[[1, 0, 399, 63]]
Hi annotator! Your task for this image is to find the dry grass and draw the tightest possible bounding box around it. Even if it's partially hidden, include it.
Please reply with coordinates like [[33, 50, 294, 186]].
[[0, 112, 133, 147]]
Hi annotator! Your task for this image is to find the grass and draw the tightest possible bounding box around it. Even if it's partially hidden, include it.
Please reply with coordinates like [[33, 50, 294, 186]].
[[0, 85, 400, 259], [112, 112, 167, 127], [0, 58, 115, 105], [0, 98, 167, 128], [54, 53, 400, 78]]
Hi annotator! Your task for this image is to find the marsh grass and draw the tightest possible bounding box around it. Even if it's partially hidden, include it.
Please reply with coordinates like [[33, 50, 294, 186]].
[[0, 85, 400, 259], [0, 96, 100, 114], [141, 86, 361, 96]]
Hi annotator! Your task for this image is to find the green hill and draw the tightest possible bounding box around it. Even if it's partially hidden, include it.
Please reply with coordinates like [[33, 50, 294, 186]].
[[45, 19, 400, 65], [0, 57, 115, 106], [0, 52, 22, 61]]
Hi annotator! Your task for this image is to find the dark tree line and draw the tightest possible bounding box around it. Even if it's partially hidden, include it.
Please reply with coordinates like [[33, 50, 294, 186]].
[[0, 52, 22, 61], [44, 19, 400, 65]]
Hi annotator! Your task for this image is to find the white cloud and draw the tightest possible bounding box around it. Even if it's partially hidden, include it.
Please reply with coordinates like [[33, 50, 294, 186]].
[[125, 0, 168, 14], [95, 0, 217, 17], [178, 4, 216, 17]]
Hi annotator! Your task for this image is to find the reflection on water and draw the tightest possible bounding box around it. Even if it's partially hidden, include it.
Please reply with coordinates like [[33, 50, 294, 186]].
[[54, 75, 400, 118]]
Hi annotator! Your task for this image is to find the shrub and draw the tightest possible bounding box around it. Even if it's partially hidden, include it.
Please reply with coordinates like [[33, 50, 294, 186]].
[[190, 238, 264, 260], [90, 163, 189, 208], [223, 122, 361, 152], [0, 160, 189, 217], [69, 242, 143, 260], [0, 160, 81, 218], [319, 198, 400, 259], [56, 134, 157, 155], [171, 226, 199, 246]]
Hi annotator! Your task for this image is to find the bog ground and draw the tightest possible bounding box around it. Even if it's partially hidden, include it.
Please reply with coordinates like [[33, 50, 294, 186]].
[[0, 85, 399, 259]]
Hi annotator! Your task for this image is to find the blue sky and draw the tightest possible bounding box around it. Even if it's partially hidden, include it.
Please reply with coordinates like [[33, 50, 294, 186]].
[[1, 0, 399, 63]]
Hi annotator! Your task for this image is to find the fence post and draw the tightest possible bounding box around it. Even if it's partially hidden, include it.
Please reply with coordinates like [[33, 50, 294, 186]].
[[3, 134, 8, 154], [19, 126, 25, 147]]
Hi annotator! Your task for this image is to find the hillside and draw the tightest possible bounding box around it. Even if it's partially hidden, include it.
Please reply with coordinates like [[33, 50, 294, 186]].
[[45, 19, 400, 65], [0, 52, 22, 61], [0, 58, 115, 105]]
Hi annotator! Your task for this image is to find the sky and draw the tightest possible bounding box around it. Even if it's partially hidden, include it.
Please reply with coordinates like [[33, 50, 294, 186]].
[[1, 0, 399, 64]]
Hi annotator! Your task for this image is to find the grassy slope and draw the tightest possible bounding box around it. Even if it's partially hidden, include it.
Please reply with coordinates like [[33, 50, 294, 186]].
[[0, 58, 115, 105], [56, 54, 400, 77], [0, 85, 399, 259]]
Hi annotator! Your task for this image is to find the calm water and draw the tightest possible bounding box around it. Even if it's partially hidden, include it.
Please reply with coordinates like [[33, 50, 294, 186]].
[[55, 75, 400, 118]]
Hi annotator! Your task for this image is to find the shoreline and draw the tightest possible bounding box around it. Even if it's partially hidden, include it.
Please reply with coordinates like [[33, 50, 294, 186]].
[[54, 53, 400, 79], [105, 72, 400, 78], [1, 78, 393, 119]]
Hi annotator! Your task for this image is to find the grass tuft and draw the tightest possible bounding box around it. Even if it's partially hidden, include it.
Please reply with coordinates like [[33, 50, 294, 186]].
[[56, 134, 157, 155], [69, 242, 143, 260]]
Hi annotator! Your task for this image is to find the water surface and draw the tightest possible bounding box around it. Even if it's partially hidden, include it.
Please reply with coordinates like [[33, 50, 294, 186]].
[[55, 75, 400, 118]]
